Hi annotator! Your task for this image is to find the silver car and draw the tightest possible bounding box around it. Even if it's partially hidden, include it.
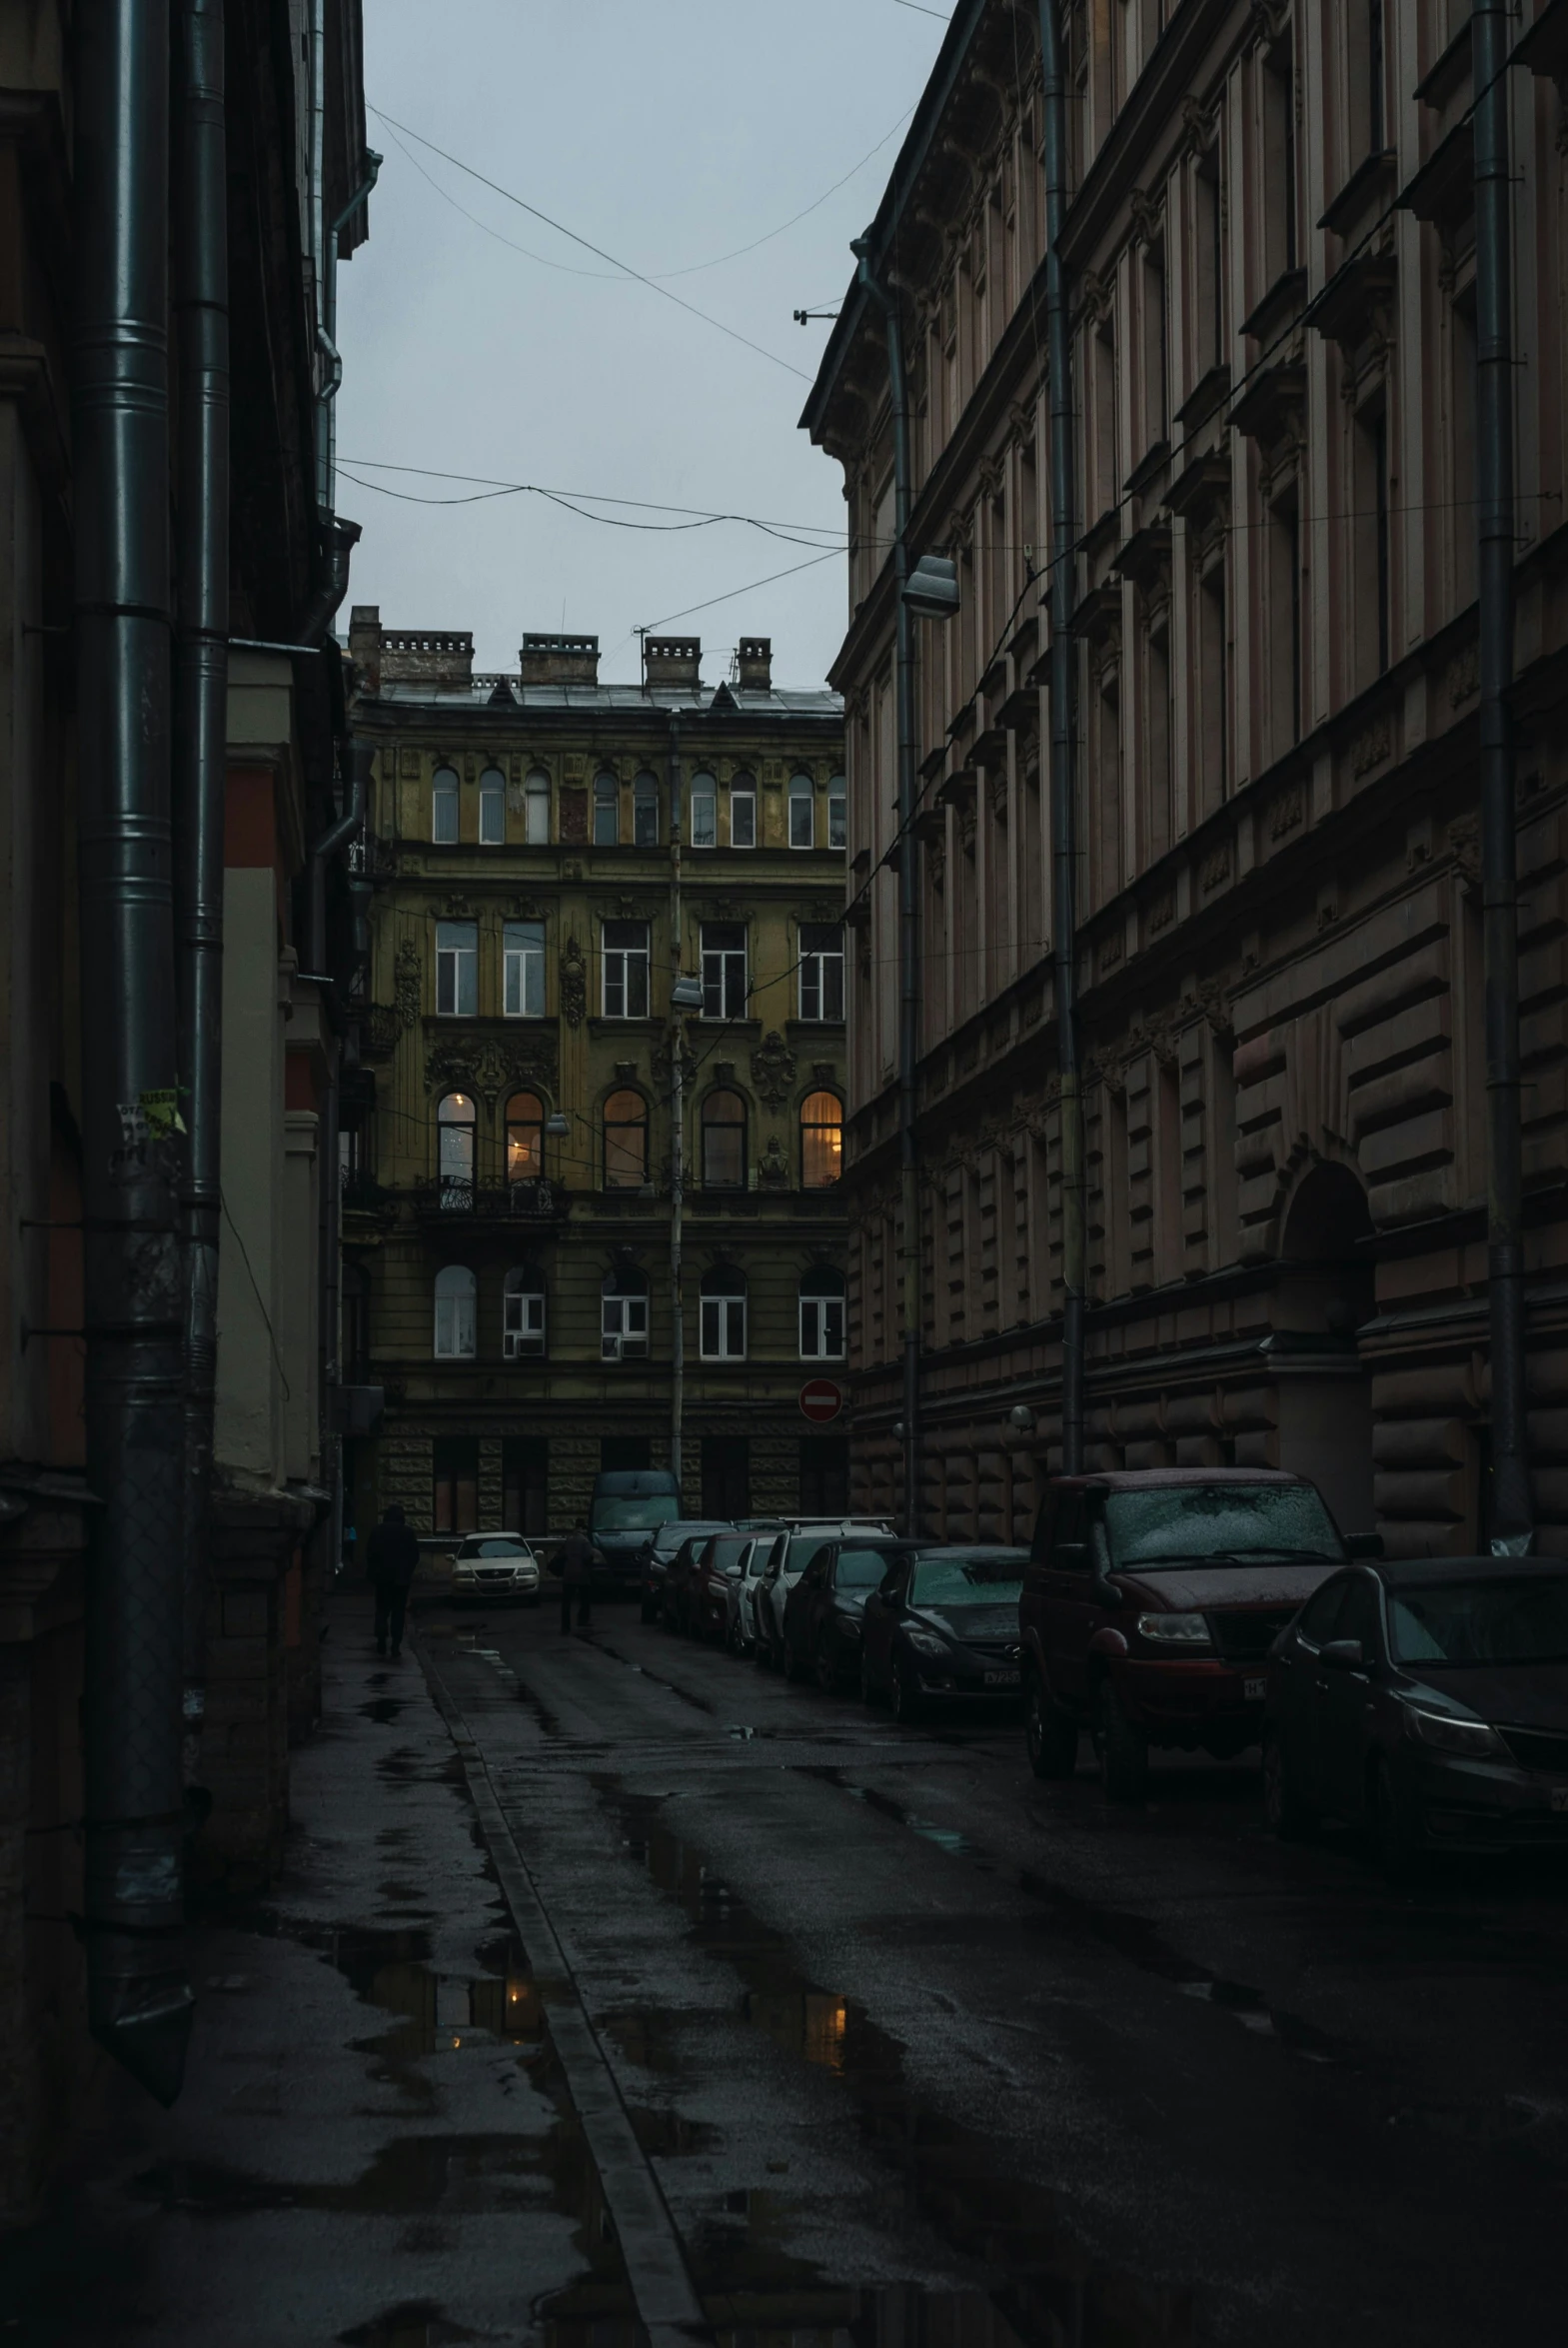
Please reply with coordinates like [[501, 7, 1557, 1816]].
[[752, 1519, 894, 1669], [451, 1533, 542, 1605]]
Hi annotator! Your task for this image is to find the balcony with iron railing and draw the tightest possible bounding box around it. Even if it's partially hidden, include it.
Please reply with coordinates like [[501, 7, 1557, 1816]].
[[411, 1176, 572, 1228]]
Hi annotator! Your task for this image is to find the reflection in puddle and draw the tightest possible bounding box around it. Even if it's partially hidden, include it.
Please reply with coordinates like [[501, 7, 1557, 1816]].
[[592, 1778, 1196, 2346], [339, 2305, 477, 2348], [360, 1697, 406, 1724]]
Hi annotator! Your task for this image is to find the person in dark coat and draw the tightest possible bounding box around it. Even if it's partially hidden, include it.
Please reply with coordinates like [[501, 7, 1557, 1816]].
[[366, 1503, 421, 1657], [554, 1519, 600, 1632]]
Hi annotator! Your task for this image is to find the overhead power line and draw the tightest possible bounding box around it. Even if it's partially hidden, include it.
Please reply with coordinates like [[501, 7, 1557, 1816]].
[[638, 550, 842, 634], [336, 463, 842, 551], [368, 105, 813, 384], [339, 459, 846, 541]]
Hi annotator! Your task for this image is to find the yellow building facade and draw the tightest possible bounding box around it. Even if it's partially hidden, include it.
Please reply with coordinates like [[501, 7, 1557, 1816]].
[[345, 616, 848, 1540]]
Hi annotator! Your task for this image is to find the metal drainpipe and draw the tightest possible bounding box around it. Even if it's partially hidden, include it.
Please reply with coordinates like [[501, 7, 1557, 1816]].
[[172, 0, 230, 1807], [317, 155, 381, 524], [74, 0, 193, 2103], [668, 716, 686, 1496], [1474, 2, 1531, 1550], [1039, 0, 1085, 1477], [307, 736, 372, 1579], [852, 236, 921, 1538]]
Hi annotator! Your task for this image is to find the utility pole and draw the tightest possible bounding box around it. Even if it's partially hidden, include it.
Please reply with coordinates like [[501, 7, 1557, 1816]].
[[1474, 0, 1532, 1550], [1039, 0, 1085, 1475], [668, 715, 686, 1498]]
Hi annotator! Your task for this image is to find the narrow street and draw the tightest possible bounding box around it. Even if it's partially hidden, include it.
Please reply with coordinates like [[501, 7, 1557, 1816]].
[[17, 1591, 1565, 2346]]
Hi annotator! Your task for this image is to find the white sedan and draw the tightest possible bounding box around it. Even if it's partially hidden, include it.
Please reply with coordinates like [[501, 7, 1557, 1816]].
[[451, 1534, 542, 1605]]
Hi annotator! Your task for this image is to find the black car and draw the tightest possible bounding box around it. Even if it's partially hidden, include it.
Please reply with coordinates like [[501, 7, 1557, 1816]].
[[637, 1518, 732, 1623], [782, 1538, 903, 1689], [661, 1533, 724, 1635], [1263, 1555, 1568, 1873], [860, 1546, 1029, 1722]]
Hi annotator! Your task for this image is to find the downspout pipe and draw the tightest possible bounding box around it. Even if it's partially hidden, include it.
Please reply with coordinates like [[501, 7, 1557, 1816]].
[[852, 235, 921, 1538], [74, 0, 194, 2104], [1039, 0, 1085, 1477], [172, 0, 230, 1810], [316, 153, 381, 522], [1473, 2, 1531, 1550]]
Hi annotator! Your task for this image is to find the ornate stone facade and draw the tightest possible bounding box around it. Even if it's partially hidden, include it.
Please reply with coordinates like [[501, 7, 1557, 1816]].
[[345, 617, 849, 1533]]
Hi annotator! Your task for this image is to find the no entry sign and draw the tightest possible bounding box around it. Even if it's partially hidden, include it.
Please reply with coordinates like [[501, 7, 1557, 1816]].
[[798, 1377, 844, 1425]]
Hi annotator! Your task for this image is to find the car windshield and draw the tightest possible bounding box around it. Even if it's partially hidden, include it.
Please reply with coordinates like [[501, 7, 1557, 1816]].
[[465, 1539, 530, 1558], [909, 1554, 1026, 1606], [1102, 1483, 1341, 1567], [835, 1547, 897, 1587], [1388, 1577, 1568, 1666], [594, 1495, 682, 1531]]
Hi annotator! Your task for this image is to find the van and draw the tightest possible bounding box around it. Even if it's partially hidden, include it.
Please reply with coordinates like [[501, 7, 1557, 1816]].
[[589, 1468, 684, 1587]]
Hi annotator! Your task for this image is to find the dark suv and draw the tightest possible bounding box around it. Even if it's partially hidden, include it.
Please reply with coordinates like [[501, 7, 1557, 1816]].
[[1021, 1468, 1369, 1801]]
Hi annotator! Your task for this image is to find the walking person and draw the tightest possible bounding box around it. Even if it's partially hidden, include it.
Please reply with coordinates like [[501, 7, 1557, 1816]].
[[366, 1502, 421, 1658], [554, 1518, 600, 1632]]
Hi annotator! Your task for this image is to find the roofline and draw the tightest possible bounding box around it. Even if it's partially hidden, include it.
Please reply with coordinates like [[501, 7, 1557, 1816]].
[[798, 0, 991, 443]]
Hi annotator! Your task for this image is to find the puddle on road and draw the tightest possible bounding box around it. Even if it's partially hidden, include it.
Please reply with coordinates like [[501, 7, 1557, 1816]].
[[593, 1777, 1196, 2347], [803, 1767, 1345, 2066], [339, 2306, 477, 2347], [360, 1697, 406, 1724], [586, 1634, 719, 1716]]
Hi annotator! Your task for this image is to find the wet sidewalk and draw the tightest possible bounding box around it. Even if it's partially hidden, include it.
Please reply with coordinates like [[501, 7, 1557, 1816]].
[[5, 1597, 633, 2347]]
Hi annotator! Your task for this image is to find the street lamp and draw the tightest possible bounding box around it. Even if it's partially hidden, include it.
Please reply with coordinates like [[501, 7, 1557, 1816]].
[[544, 1112, 571, 1139], [903, 554, 960, 622], [671, 974, 703, 1011]]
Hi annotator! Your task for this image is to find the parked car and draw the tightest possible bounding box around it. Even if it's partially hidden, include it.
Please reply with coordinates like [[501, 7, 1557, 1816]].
[[590, 1469, 684, 1591], [1020, 1469, 1367, 1800], [782, 1537, 904, 1688], [736, 1537, 777, 1653], [661, 1531, 732, 1635], [450, 1533, 542, 1606], [637, 1518, 732, 1622], [1263, 1555, 1568, 1873], [859, 1546, 1029, 1720], [692, 1532, 764, 1646], [752, 1521, 892, 1670]]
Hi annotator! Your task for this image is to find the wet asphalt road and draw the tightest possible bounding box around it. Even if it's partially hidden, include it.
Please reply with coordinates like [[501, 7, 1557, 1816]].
[[429, 1595, 1568, 2347]]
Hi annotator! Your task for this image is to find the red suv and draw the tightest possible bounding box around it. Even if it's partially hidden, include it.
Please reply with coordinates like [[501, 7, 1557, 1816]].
[[1020, 1468, 1373, 1801]]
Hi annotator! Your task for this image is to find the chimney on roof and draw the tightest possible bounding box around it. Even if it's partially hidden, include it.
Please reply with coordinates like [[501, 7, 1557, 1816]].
[[520, 633, 600, 687], [737, 636, 773, 692], [643, 635, 701, 693], [348, 604, 382, 695], [378, 629, 474, 686]]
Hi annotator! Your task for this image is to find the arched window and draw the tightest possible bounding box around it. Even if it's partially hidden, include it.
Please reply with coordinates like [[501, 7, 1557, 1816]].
[[525, 770, 552, 845], [690, 771, 717, 850], [799, 1265, 845, 1360], [700, 1264, 747, 1360], [593, 772, 620, 846], [730, 772, 758, 849], [788, 773, 814, 850], [702, 1089, 747, 1189], [506, 1091, 544, 1185], [479, 765, 506, 845], [827, 773, 847, 851], [602, 1265, 649, 1359], [633, 771, 660, 847], [434, 1263, 476, 1358], [603, 1089, 649, 1188], [503, 1264, 546, 1358], [438, 1092, 476, 1208], [432, 765, 459, 844], [800, 1091, 842, 1188]]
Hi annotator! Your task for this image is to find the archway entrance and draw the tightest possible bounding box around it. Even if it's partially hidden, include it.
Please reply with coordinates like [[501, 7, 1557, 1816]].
[[1274, 1163, 1376, 1536]]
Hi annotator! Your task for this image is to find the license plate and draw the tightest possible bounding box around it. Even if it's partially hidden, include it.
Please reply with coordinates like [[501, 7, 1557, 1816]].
[[1551, 1786, 1568, 1814], [1244, 1676, 1267, 1703], [983, 1669, 1020, 1688]]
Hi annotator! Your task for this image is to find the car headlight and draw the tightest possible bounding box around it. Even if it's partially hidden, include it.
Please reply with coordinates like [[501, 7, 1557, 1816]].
[[1403, 1704, 1507, 1759], [1135, 1611, 1211, 1648], [904, 1627, 949, 1658]]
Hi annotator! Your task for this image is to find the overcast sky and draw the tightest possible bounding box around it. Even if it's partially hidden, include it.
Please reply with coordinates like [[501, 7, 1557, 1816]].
[[336, 1, 950, 692]]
